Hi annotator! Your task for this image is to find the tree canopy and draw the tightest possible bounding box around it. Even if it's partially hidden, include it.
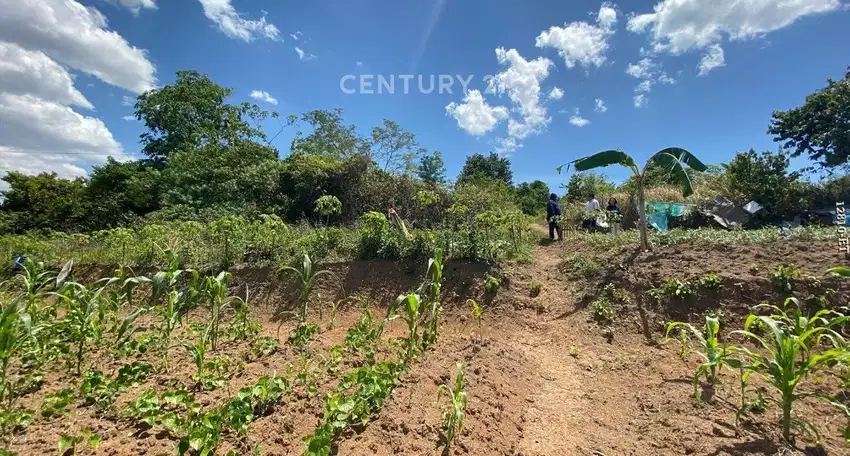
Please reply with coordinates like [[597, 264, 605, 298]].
[[769, 71, 850, 171], [458, 152, 513, 186]]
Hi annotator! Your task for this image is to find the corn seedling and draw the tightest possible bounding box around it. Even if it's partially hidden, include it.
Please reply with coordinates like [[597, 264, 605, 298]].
[[53, 283, 103, 375], [665, 315, 736, 402], [419, 249, 444, 349], [228, 288, 258, 342], [437, 362, 468, 453], [389, 293, 422, 364], [203, 271, 232, 351], [276, 254, 337, 338], [730, 298, 850, 441], [0, 297, 32, 406], [158, 290, 184, 372]]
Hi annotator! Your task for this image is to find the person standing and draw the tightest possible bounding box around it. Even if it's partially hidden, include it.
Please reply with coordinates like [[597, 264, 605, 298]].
[[606, 197, 622, 235], [546, 193, 562, 241], [583, 193, 600, 231]]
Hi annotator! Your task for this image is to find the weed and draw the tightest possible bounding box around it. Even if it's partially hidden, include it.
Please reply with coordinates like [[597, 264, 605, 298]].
[[592, 298, 614, 323], [58, 428, 101, 454], [698, 273, 723, 289], [40, 388, 75, 418], [484, 275, 500, 295], [249, 336, 279, 359], [771, 264, 801, 294], [530, 280, 541, 298], [289, 322, 320, 349]]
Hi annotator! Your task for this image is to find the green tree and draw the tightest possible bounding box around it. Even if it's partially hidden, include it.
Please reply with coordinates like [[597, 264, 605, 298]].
[[157, 141, 283, 220], [768, 70, 850, 171], [559, 148, 706, 250], [516, 181, 550, 216], [724, 149, 811, 224], [371, 119, 423, 174], [458, 152, 513, 186], [135, 70, 270, 161], [417, 151, 446, 185], [0, 172, 88, 233], [290, 109, 368, 157], [564, 172, 615, 202], [86, 158, 161, 229]]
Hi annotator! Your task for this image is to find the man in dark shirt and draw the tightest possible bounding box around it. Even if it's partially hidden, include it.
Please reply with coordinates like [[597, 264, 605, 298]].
[[546, 193, 562, 241]]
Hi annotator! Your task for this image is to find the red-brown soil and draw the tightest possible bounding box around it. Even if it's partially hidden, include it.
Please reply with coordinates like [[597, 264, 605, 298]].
[[7, 235, 850, 456]]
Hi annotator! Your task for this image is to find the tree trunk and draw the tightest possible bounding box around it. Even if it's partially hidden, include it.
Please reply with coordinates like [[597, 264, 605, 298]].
[[637, 177, 649, 251]]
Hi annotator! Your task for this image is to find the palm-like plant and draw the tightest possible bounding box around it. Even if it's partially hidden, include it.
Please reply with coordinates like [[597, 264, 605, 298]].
[[558, 148, 707, 250]]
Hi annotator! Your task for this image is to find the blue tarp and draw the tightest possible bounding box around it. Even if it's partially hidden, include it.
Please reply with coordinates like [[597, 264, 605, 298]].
[[645, 201, 695, 232]]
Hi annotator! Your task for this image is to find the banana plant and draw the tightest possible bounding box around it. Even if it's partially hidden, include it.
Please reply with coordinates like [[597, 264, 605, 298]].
[[558, 148, 707, 250]]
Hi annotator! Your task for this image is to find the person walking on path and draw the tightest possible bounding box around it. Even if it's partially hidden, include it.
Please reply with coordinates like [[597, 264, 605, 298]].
[[547, 193, 563, 241]]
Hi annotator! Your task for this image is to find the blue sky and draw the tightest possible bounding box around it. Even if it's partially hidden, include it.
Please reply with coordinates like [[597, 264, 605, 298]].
[[0, 0, 848, 192]]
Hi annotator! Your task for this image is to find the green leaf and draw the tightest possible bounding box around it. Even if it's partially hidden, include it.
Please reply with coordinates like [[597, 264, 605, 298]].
[[573, 150, 637, 173], [827, 266, 850, 277]]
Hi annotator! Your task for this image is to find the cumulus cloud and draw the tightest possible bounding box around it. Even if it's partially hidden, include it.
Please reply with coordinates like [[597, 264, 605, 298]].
[[626, 58, 656, 79], [0, 0, 150, 183], [594, 98, 608, 113], [627, 0, 840, 55], [491, 48, 553, 142], [633, 93, 648, 108], [197, 0, 281, 42], [549, 87, 564, 100], [0, 0, 157, 94], [445, 89, 509, 136], [569, 110, 590, 127], [697, 44, 726, 76], [535, 2, 618, 69], [101, 0, 157, 15], [249, 89, 278, 105], [0, 42, 93, 110]]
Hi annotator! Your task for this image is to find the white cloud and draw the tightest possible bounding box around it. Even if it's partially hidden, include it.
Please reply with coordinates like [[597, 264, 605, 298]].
[[295, 47, 316, 61], [594, 98, 608, 113], [549, 87, 564, 100], [290, 31, 302, 40], [0, 42, 93, 110], [249, 89, 278, 105], [634, 93, 648, 108], [122, 115, 135, 121], [356, 61, 364, 67], [697, 44, 726, 76], [626, 58, 656, 79], [657, 72, 677, 84], [635, 80, 653, 93], [628, 0, 840, 55], [101, 0, 157, 15], [121, 95, 135, 106], [0, 0, 156, 94], [0, 0, 147, 182], [491, 48, 553, 140], [569, 109, 590, 127], [535, 3, 618, 69], [197, 0, 281, 42], [445, 89, 509, 136]]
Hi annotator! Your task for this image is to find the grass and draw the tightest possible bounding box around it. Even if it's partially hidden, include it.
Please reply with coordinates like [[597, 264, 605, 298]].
[[562, 226, 835, 251]]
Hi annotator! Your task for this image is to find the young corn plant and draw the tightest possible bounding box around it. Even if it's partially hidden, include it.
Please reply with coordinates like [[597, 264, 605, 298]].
[[276, 254, 337, 339], [665, 315, 736, 402], [159, 291, 184, 372], [0, 297, 34, 407], [228, 288, 258, 342], [419, 249, 444, 350], [54, 283, 103, 375], [730, 298, 850, 442], [437, 362, 468, 454], [203, 271, 232, 351], [389, 293, 422, 364], [468, 299, 482, 331]]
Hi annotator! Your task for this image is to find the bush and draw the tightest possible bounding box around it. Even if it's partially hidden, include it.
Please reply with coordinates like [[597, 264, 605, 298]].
[[356, 212, 404, 260]]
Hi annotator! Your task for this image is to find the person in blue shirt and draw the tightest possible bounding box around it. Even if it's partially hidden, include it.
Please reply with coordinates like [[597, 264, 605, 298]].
[[546, 193, 562, 241]]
